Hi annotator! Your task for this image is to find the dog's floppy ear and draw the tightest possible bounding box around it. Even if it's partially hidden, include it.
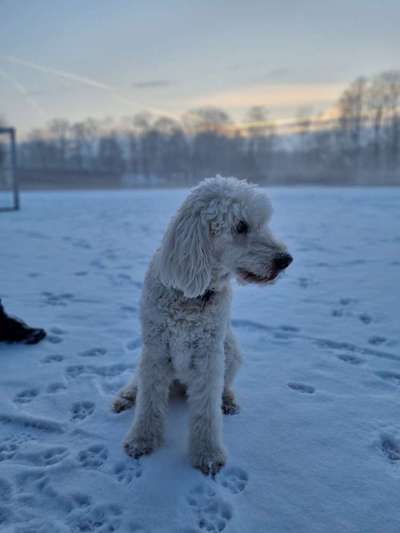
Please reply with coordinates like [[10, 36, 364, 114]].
[[157, 205, 212, 298]]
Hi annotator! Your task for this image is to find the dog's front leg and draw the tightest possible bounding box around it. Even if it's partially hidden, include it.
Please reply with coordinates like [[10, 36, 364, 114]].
[[187, 341, 226, 475], [222, 327, 242, 415], [124, 347, 172, 458]]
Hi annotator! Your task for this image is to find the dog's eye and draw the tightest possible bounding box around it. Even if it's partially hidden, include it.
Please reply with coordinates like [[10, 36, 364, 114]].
[[236, 220, 249, 234]]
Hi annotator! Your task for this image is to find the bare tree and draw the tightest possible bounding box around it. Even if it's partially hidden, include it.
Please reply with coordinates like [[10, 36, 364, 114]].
[[97, 132, 125, 174], [0, 116, 7, 169], [69, 119, 97, 171], [245, 106, 276, 182], [336, 77, 367, 180]]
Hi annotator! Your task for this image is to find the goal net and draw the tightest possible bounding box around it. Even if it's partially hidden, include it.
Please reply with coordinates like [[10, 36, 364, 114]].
[[0, 128, 19, 211]]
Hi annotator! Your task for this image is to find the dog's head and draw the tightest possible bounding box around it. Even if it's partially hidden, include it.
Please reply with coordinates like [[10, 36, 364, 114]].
[[157, 176, 292, 297]]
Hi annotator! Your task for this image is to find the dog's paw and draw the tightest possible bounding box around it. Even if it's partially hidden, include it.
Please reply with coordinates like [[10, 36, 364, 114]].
[[112, 396, 134, 413], [222, 399, 240, 415], [191, 446, 227, 476], [123, 431, 162, 459], [222, 390, 240, 415]]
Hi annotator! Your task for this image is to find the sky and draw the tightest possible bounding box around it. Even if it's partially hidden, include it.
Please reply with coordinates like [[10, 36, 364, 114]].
[[0, 0, 399, 136]]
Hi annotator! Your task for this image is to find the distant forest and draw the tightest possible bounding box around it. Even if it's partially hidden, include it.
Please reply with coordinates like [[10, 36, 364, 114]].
[[1, 70, 400, 186]]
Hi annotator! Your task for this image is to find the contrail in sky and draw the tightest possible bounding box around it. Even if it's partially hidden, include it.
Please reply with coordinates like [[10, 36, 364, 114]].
[[2, 55, 176, 118], [0, 65, 47, 118]]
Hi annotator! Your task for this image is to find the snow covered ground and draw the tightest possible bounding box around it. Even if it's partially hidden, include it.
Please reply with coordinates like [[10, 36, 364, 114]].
[[0, 187, 399, 533]]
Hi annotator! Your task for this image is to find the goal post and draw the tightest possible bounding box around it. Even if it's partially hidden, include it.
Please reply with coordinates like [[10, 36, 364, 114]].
[[0, 127, 19, 211]]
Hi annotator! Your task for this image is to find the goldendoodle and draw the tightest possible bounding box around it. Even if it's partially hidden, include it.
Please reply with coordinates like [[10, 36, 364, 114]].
[[113, 176, 292, 475]]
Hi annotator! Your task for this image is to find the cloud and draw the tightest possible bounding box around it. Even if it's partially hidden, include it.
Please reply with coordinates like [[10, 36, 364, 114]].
[[191, 82, 345, 112], [256, 66, 350, 86], [262, 68, 292, 82], [131, 80, 173, 89]]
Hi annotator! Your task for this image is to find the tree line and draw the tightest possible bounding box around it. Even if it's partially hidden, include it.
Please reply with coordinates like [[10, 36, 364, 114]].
[[4, 70, 400, 186]]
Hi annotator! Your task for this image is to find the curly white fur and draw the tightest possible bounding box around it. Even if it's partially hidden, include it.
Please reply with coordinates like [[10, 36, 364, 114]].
[[113, 176, 292, 475]]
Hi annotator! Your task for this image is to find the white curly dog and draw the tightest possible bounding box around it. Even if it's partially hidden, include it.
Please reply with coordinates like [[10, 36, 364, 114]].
[[113, 176, 292, 475]]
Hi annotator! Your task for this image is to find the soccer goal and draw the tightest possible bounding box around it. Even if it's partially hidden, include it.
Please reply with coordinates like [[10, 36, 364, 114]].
[[0, 127, 19, 211]]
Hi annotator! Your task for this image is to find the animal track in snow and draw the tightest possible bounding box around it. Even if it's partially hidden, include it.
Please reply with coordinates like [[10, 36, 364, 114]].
[[79, 347, 107, 358], [0, 477, 13, 503], [16, 469, 87, 522], [18, 446, 69, 467], [66, 363, 132, 380], [50, 327, 66, 335], [77, 444, 108, 469], [46, 382, 67, 394], [368, 336, 387, 346], [288, 382, 315, 394], [113, 459, 142, 485], [0, 413, 64, 434], [337, 354, 365, 365], [186, 484, 233, 533], [217, 466, 248, 494], [74, 270, 88, 277], [67, 503, 123, 532], [0, 438, 20, 461], [381, 434, 400, 462], [233, 319, 400, 364], [47, 335, 63, 345], [0, 506, 12, 527], [339, 297, 355, 306], [71, 401, 95, 421], [42, 354, 64, 364], [375, 371, 400, 386], [298, 277, 310, 289], [14, 388, 40, 404], [359, 313, 373, 325], [42, 291, 75, 307]]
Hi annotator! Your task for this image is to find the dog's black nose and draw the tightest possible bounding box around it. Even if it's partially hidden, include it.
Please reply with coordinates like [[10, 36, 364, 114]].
[[274, 253, 293, 270]]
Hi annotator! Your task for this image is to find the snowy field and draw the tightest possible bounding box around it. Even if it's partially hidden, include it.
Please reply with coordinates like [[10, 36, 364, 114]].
[[0, 187, 399, 533]]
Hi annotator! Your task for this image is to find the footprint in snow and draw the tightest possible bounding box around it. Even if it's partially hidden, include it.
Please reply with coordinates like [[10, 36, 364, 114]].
[[77, 444, 108, 469], [41, 354, 64, 364], [71, 401, 95, 421], [66, 363, 132, 380], [337, 353, 365, 365], [0, 477, 13, 503], [368, 336, 386, 346], [47, 335, 63, 345], [79, 347, 107, 358], [186, 484, 233, 533], [217, 466, 248, 495], [375, 371, 400, 386], [74, 270, 88, 277], [359, 313, 373, 325], [14, 388, 40, 404], [67, 503, 123, 532], [381, 434, 400, 462], [339, 297, 355, 306], [46, 382, 67, 394], [288, 382, 315, 394], [0, 506, 12, 527], [113, 459, 143, 485], [18, 446, 69, 467], [50, 326, 66, 335], [0, 437, 21, 461]]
